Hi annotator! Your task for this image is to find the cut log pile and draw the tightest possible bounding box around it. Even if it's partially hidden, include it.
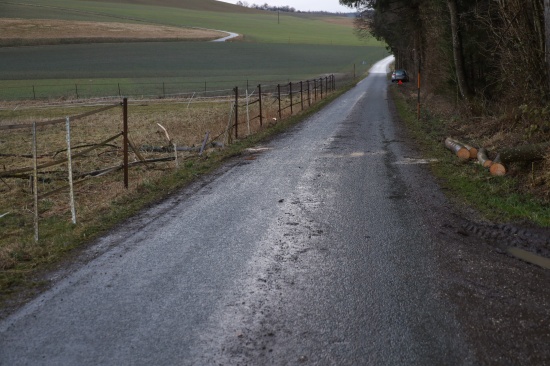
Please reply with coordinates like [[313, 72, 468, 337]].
[[444, 138, 549, 176]]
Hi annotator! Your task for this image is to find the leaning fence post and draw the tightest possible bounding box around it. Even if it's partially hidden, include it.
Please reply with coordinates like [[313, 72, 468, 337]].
[[32, 122, 39, 243], [234, 87, 239, 139], [258, 84, 263, 126], [65, 117, 77, 224], [75, 84, 79, 99], [225, 102, 235, 145], [32, 85, 36, 100], [246, 88, 251, 135], [199, 132, 210, 156], [123, 98, 129, 189]]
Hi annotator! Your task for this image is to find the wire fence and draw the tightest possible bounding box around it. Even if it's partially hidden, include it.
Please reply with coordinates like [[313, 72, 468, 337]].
[[0, 73, 345, 243], [0, 73, 356, 101]]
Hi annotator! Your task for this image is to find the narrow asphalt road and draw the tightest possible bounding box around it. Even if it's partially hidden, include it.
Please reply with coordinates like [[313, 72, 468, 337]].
[[211, 30, 239, 42], [2, 56, 549, 365]]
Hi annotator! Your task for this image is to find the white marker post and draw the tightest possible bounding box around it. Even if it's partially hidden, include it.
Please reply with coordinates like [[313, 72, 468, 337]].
[[66, 117, 76, 225]]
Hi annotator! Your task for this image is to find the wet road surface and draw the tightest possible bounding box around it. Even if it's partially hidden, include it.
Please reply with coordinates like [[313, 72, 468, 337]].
[[3, 56, 547, 364]]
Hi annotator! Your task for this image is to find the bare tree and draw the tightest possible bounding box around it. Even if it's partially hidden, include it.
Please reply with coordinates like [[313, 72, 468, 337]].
[[545, 0, 550, 90], [447, 0, 471, 100]]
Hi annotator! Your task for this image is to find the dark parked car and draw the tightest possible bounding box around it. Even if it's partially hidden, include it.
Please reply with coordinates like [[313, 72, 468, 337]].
[[391, 69, 410, 83]]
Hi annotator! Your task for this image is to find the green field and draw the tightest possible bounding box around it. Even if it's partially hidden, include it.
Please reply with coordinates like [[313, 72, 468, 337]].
[[0, 42, 387, 99], [1, 0, 373, 46], [0, 0, 387, 100]]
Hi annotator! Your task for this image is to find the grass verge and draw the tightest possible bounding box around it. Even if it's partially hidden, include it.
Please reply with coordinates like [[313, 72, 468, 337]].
[[390, 84, 550, 227]]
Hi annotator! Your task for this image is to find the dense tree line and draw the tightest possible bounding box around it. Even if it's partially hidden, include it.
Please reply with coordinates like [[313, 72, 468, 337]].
[[341, 0, 550, 112]]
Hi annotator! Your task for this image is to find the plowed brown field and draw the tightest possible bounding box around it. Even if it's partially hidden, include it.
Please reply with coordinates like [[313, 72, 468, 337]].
[[0, 19, 226, 46]]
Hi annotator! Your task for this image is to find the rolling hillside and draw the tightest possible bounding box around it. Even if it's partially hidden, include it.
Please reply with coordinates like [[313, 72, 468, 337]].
[[0, 0, 387, 100], [89, 0, 264, 13], [1, 0, 368, 46]]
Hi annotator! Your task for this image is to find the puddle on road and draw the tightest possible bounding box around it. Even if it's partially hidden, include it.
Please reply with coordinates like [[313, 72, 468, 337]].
[[322, 150, 385, 158], [507, 247, 550, 269], [246, 147, 272, 153], [393, 158, 439, 165]]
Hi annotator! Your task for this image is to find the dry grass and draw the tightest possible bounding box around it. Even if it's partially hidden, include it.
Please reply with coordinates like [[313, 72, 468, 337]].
[[0, 94, 287, 273], [0, 83, 339, 307], [0, 19, 225, 46]]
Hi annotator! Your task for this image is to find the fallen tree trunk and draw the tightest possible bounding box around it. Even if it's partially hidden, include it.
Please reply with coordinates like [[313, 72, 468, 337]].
[[477, 148, 493, 168], [464, 144, 478, 159], [497, 142, 550, 163], [444, 137, 470, 160], [489, 154, 506, 176]]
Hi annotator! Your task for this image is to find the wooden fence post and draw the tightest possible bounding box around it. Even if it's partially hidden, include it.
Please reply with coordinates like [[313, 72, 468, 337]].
[[246, 88, 250, 135], [289, 82, 293, 115], [123, 98, 128, 189], [258, 84, 263, 126], [320, 78, 323, 99], [277, 84, 282, 120], [234, 87, 239, 139]]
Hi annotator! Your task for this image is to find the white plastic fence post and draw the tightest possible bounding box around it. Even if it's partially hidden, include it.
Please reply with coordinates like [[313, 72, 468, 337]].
[[32, 122, 39, 243], [66, 117, 77, 224]]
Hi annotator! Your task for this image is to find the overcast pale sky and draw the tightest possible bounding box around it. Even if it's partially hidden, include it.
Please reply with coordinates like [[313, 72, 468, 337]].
[[217, 0, 355, 13]]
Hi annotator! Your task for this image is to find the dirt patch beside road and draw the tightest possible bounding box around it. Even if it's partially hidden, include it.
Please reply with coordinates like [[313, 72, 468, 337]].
[[0, 19, 226, 46]]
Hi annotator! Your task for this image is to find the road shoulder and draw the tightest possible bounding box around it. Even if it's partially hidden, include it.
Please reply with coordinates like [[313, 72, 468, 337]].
[[387, 87, 550, 364]]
